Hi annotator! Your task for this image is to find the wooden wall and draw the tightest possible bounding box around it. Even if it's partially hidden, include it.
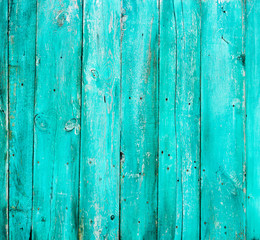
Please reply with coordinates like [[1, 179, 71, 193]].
[[0, 0, 259, 239]]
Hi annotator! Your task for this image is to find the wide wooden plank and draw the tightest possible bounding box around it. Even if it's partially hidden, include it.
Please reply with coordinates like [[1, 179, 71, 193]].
[[246, 0, 260, 239], [32, 0, 82, 238], [120, 0, 159, 238], [0, 0, 9, 238], [201, 0, 246, 239], [8, 0, 36, 238], [79, 0, 120, 239]]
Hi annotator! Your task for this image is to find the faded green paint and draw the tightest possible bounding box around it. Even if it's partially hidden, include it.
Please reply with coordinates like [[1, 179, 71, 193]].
[[201, 0, 246, 239], [79, 0, 120, 239], [0, 0, 260, 239], [120, 0, 158, 239], [32, 0, 82, 239], [8, 0, 36, 238]]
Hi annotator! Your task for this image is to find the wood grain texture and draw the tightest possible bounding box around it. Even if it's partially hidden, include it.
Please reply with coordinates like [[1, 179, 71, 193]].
[[32, 0, 82, 238], [120, 0, 159, 238], [246, 0, 260, 239], [79, 0, 120, 239], [159, 1, 201, 239], [8, 0, 36, 238], [0, 0, 9, 238], [201, 0, 246, 239], [2, 1, 260, 238]]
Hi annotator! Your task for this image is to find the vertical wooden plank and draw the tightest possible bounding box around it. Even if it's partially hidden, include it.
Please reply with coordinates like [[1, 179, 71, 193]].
[[32, 0, 82, 238], [159, 0, 201, 239], [158, 0, 177, 238], [79, 0, 121, 239], [8, 0, 36, 238], [120, 0, 158, 238], [0, 0, 9, 238], [201, 0, 246, 239], [175, 1, 201, 239], [246, 0, 260, 239]]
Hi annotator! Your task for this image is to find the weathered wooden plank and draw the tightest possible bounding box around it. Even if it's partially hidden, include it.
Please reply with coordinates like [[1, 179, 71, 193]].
[[158, 0, 178, 238], [174, 1, 201, 239], [201, 0, 246, 239], [120, 0, 159, 238], [159, 0, 202, 239], [79, 0, 120, 239], [32, 0, 82, 238], [246, 0, 260, 239], [8, 0, 36, 238], [0, 0, 9, 238]]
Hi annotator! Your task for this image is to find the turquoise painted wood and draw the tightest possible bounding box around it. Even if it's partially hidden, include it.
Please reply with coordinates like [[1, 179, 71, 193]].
[[120, 0, 158, 238], [1, 0, 260, 239], [0, 0, 8, 238], [158, 0, 178, 238], [246, 0, 260, 239], [32, 0, 82, 239], [79, 0, 120, 239], [174, 1, 201, 239], [8, 0, 36, 238], [201, 0, 246, 239]]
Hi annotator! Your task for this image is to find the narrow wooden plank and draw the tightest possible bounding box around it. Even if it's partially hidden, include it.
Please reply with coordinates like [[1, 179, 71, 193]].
[[159, 0, 201, 239], [201, 0, 246, 239], [8, 0, 36, 238], [79, 0, 121, 239], [0, 0, 9, 238], [32, 0, 82, 238], [246, 0, 260, 239], [120, 0, 159, 238], [158, 0, 178, 238], [175, 1, 201, 239]]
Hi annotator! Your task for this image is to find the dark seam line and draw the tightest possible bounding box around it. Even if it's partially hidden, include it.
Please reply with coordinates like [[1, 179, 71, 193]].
[[31, 0, 38, 236], [199, 1, 202, 239], [242, 0, 247, 238], [78, 0, 84, 238], [156, 0, 160, 239], [7, 0, 10, 238], [119, 1, 124, 238]]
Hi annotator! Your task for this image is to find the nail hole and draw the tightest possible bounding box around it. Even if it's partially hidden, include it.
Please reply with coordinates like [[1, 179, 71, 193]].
[[129, 97, 131, 99], [167, 167, 169, 170], [21, 83, 23, 86], [168, 154, 170, 157], [166, 98, 168, 101], [110, 215, 115, 220], [161, 151, 163, 154], [53, 89, 56, 92]]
